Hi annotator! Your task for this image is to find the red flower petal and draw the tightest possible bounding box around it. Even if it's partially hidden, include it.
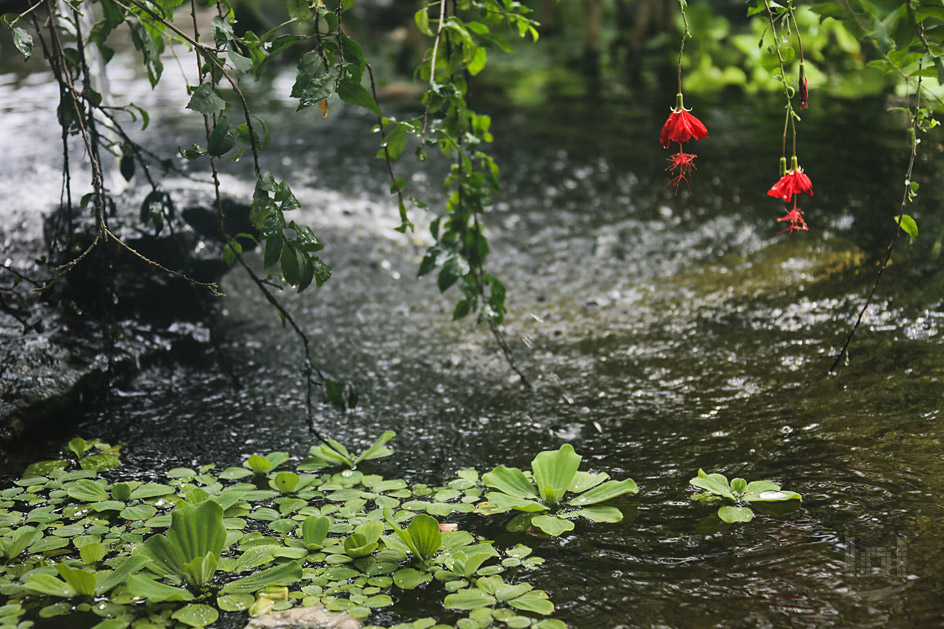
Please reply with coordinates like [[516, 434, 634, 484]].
[[767, 169, 813, 203], [660, 109, 709, 149]]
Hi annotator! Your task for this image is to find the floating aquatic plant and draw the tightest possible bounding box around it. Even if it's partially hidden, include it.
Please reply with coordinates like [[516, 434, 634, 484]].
[[477, 444, 638, 536], [689, 469, 801, 523]]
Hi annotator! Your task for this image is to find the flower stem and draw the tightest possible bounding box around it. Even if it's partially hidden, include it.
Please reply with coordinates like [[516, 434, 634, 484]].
[[676, 0, 690, 95]]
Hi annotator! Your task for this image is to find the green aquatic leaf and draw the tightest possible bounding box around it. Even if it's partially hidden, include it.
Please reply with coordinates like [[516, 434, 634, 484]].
[[354, 431, 397, 464], [568, 470, 609, 493], [129, 483, 175, 500], [301, 515, 330, 550], [482, 465, 538, 501], [94, 555, 150, 595], [392, 567, 430, 589], [531, 444, 581, 506], [246, 455, 271, 474], [24, 573, 76, 598], [171, 603, 219, 627], [56, 564, 96, 596], [689, 469, 735, 501], [480, 491, 546, 513], [444, 588, 496, 610], [126, 574, 194, 602], [567, 479, 638, 507], [66, 480, 109, 502], [219, 560, 302, 593], [742, 481, 801, 503], [531, 515, 575, 537], [717, 506, 754, 523], [79, 454, 121, 472], [572, 506, 623, 523], [273, 472, 300, 493], [79, 542, 106, 564], [508, 589, 555, 615], [136, 500, 226, 588]]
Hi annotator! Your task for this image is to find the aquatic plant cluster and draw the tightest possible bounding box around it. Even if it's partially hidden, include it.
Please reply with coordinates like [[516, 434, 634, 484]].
[[0, 437, 800, 628]]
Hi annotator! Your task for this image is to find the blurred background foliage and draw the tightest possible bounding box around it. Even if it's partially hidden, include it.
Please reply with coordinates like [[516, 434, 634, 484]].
[[208, 0, 927, 106]]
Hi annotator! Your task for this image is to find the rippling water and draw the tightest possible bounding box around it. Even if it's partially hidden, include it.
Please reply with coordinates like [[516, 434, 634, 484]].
[[2, 51, 944, 627]]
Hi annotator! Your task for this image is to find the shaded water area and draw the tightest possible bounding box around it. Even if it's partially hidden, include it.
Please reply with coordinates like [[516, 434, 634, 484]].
[[4, 53, 944, 627]]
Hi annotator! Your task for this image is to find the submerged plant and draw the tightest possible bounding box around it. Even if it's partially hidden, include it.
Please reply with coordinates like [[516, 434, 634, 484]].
[[477, 444, 638, 536], [689, 469, 801, 523]]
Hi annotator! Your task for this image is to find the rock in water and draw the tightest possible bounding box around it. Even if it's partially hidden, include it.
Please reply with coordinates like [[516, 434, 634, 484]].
[[244, 606, 361, 629]]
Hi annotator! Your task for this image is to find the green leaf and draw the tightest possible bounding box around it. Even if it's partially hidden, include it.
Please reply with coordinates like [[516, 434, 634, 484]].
[[717, 506, 754, 523], [415, 7, 433, 36], [56, 564, 97, 596], [742, 481, 801, 502], [68, 437, 90, 457], [337, 78, 381, 115], [246, 454, 271, 473], [731, 478, 747, 495], [567, 478, 638, 507], [444, 588, 496, 610], [495, 583, 531, 602], [531, 444, 581, 506], [531, 515, 575, 537], [480, 491, 546, 513], [392, 567, 431, 589], [219, 561, 302, 593], [508, 590, 555, 615], [568, 471, 608, 493], [186, 83, 226, 114], [172, 604, 219, 627], [79, 542, 107, 564], [11, 26, 32, 59], [24, 574, 76, 598], [302, 516, 330, 549], [67, 480, 110, 502], [572, 506, 623, 523], [354, 431, 396, 464], [274, 472, 300, 493], [120, 504, 158, 521], [689, 469, 735, 501], [207, 116, 238, 156], [95, 555, 150, 595], [126, 574, 194, 602], [129, 483, 174, 499], [482, 465, 538, 501], [895, 214, 918, 244], [135, 500, 226, 588], [291, 53, 335, 110], [406, 513, 442, 562]]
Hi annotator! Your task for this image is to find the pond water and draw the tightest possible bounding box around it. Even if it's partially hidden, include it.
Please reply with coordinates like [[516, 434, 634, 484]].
[[3, 50, 944, 628]]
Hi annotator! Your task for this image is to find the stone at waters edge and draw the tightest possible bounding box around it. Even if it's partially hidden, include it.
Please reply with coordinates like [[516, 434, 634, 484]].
[[244, 606, 361, 629]]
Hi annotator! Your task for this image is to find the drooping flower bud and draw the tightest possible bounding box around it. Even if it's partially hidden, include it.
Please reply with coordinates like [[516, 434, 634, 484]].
[[798, 63, 809, 110]]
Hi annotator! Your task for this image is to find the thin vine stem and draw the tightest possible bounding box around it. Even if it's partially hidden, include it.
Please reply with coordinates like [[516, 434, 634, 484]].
[[828, 58, 924, 373]]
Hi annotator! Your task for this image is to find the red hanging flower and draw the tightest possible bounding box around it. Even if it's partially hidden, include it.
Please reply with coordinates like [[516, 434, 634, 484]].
[[660, 107, 709, 149], [768, 161, 813, 203]]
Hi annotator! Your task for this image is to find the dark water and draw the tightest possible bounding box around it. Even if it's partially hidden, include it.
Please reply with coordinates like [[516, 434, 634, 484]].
[[3, 53, 944, 628]]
